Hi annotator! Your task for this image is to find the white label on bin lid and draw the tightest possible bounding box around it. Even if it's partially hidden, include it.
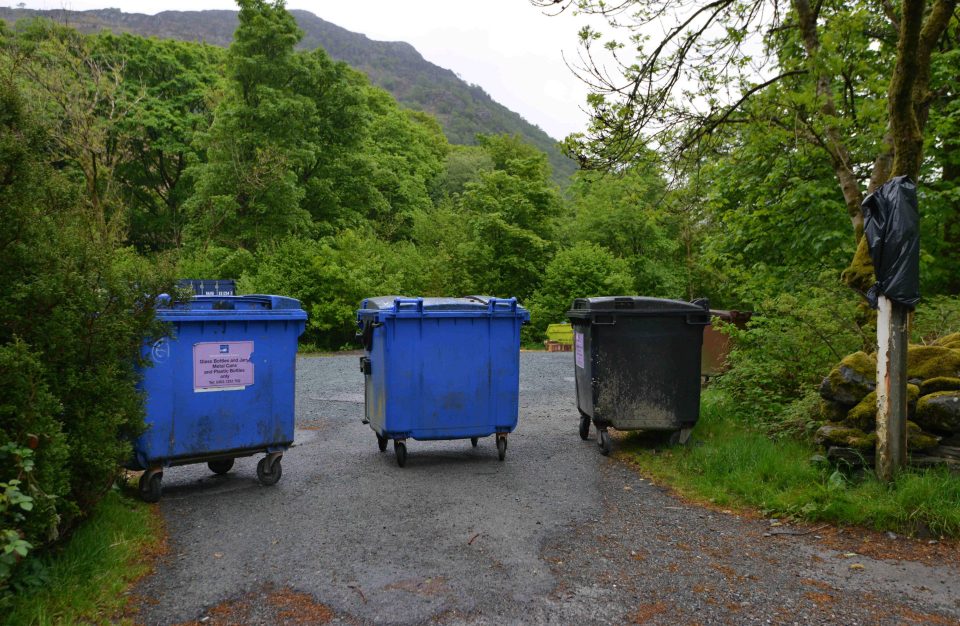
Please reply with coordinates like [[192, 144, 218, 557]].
[[575, 332, 584, 369], [193, 341, 254, 392]]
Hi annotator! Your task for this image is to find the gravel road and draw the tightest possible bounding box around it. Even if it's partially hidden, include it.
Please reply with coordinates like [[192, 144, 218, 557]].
[[132, 353, 960, 625]]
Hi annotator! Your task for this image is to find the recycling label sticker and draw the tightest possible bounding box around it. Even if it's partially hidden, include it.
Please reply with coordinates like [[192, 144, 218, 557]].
[[193, 341, 254, 392], [575, 332, 584, 369]]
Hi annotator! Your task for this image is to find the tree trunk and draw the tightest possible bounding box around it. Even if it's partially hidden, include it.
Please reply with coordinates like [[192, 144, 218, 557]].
[[889, 0, 926, 180], [793, 0, 866, 239]]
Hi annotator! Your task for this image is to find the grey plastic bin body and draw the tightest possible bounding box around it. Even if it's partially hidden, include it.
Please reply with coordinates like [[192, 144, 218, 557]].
[[567, 296, 709, 433]]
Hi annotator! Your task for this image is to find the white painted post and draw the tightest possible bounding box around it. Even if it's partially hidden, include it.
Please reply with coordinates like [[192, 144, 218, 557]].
[[875, 294, 909, 481]]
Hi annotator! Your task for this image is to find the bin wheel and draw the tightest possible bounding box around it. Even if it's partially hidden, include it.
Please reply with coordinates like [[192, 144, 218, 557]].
[[394, 440, 407, 467], [497, 436, 507, 461], [470, 437, 479, 448], [377, 434, 388, 452], [598, 430, 612, 456], [257, 456, 282, 486], [579, 414, 591, 441], [207, 458, 234, 475], [652, 429, 683, 447], [139, 472, 162, 503]]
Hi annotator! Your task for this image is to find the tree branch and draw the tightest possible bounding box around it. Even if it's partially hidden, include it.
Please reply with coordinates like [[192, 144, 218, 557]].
[[678, 70, 808, 154]]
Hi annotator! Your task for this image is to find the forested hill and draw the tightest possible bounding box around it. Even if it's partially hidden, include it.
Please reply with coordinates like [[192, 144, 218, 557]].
[[0, 6, 577, 183]]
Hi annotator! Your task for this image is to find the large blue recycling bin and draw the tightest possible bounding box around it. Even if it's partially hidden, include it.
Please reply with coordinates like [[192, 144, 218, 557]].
[[357, 296, 529, 466], [131, 294, 306, 500]]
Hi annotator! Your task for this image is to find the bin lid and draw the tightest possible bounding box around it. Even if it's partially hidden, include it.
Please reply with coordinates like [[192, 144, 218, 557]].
[[358, 296, 529, 320], [156, 294, 307, 322], [177, 278, 236, 296], [567, 296, 709, 319]]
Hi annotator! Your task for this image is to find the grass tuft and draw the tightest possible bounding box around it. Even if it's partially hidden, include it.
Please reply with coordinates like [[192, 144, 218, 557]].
[[621, 390, 960, 537], [6, 486, 165, 625]]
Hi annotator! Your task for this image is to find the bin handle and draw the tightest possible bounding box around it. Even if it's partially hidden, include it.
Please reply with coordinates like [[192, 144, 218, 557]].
[[392, 297, 424, 313], [592, 315, 616, 325], [487, 297, 518, 313], [685, 314, 712, 326]]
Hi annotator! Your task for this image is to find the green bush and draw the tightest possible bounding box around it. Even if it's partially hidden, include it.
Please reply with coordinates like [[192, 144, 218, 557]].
[[713, 277, 867, 430], [912, 294, 960, 343], [525, 242, 634, 341], [0, 76, 171, 594], [718, 288, 960, 436], [0, 342, 68, 571], [240, 231, 429, 350], [176, 244, 257, 283]]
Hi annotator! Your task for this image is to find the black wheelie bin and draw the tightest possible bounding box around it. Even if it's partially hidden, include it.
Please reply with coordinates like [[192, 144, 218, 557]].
[[567, 296, 710, 455]]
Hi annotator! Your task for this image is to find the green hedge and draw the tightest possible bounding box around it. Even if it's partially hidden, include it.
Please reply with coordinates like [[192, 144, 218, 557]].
[[0, 78, 171, 597]]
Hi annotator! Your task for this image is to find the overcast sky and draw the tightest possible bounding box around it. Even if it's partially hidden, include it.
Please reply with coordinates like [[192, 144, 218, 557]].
[[13, 0, 608, 140]]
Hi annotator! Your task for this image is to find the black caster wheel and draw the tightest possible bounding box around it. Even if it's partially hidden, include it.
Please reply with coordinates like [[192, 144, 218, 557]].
[[377, 434, 388, 452], [579, 414, 591, 441], [470, 437, 479, 448], [598, 430, 612, 456], [138, 472, 162, 503], [497, 436, 507, 461], [394, 440, 407, 467], [256, 456, 282, 486], [208, 458, 234, 475]]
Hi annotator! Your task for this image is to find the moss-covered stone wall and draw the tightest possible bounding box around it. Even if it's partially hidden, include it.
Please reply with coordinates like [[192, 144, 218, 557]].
[[815, 337, 960, 454]]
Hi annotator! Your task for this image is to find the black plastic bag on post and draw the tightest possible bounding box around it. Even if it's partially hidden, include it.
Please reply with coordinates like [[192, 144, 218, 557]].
[[861, 175, 920, 310]]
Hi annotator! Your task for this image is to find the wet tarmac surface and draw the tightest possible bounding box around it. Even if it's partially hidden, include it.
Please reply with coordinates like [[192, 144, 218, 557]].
[[132, 353, 960, 625]]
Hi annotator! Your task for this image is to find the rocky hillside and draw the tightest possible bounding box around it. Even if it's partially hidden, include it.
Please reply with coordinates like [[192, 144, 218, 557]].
[[0, 7, 577, 184]]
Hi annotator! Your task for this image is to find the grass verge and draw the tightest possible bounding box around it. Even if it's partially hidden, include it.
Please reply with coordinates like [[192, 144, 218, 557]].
[[6, 486, 165, 625], [620, 390, 960, 538]]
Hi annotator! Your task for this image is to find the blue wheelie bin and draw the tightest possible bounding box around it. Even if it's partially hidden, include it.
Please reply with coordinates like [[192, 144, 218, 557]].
[[357, 296, 529, 466], [131, 294, 307, 501]]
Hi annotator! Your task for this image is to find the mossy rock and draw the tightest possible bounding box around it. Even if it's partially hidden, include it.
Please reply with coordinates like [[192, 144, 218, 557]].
[[908, 383, 920, 414], [819, 351, 876, 405], [817, 400, 847, 423], [914, 391, 960, 434], [906, 345, 960, 380], [844, 384, 919, 431], [932, 332, 960, 349], [846, 392, 876, 431], [907, 421, 941, 452], [919, 377, 960, 396], [847, 431, 877, 452], [815, 423, 872, 450]]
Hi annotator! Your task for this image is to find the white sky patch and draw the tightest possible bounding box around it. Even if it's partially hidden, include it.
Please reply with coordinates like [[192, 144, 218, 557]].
[[12, 0, 609, 140]]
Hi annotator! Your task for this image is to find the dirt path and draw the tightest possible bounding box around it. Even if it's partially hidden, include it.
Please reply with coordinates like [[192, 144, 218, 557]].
[[131, 353, 960, 625]]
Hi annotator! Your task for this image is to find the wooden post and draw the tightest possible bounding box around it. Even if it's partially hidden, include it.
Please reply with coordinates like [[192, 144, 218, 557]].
[[875, 294, 910, 481]]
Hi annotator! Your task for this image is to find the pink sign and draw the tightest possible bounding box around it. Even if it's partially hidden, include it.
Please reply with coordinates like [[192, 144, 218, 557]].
[[193, 341, 254, 392], [575, 332, 585, 369]]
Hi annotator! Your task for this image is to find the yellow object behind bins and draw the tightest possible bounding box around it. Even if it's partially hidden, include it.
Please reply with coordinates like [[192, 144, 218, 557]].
[[546, 323, 574, 344]]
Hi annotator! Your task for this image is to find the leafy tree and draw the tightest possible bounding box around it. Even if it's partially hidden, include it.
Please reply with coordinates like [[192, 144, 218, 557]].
[[355, 87, 449, 240], [542, 0, 957, 284], [240, 232, 429, 348], [690, 114, 854, 307], [186, 0, 312, 249], [0, 70, 171, 590], [564, 167, 685, 298], [526, 242, 634, 339], [441, 145, 494, 197], [93, 33, 225, 251], [292, 49, 370, 234], [4, 19, 138, 224], [381, 134, 564, 302]]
